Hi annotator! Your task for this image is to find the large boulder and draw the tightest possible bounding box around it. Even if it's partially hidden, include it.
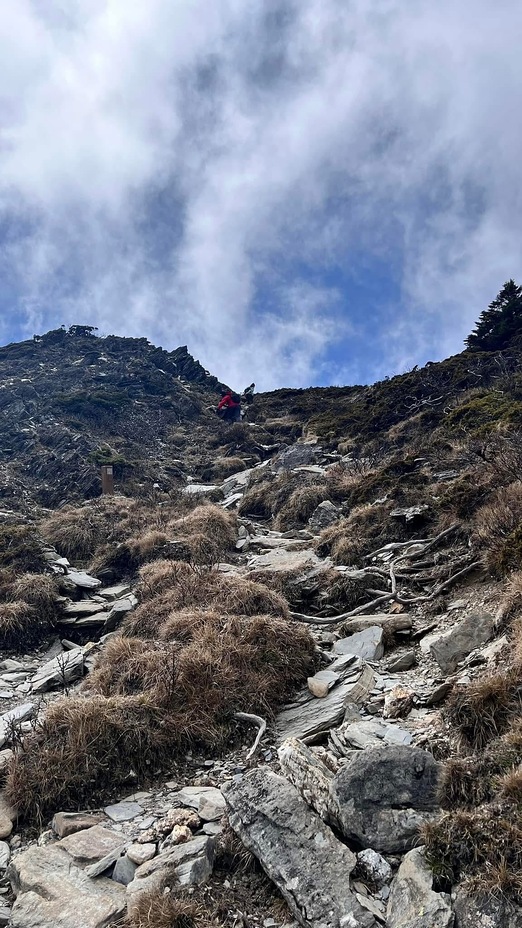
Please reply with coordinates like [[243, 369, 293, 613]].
[[330, 745, 440, 853], [387, 847, 454, 928], [224, 768, 378, 928], [453, 888, 522, 928], [426, 612, 495, 674], [7, 844, 126, 928]]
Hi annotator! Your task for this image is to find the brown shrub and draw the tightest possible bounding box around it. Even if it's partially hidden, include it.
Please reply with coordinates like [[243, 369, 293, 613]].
[[167, 504, 236, 551], [439, 724, 522, 808], [0, 525, 46, 573], [0, 602, 33, 648], [316, 504, 405, 565], [7, 694, 169, 822], [208, 456, 247, 480]]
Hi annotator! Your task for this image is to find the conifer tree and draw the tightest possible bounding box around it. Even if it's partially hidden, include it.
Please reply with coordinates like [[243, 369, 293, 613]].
[[466, 279, 522, 351]]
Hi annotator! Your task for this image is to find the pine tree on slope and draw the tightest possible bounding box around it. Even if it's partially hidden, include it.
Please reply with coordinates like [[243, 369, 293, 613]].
[[466, 279, 522, 351]]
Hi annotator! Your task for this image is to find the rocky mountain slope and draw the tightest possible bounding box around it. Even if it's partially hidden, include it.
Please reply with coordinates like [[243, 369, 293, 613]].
[[0, 326, 521, 927]]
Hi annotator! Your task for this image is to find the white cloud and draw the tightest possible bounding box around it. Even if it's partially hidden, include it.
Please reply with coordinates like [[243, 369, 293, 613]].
[[0, 0, 521, 388]]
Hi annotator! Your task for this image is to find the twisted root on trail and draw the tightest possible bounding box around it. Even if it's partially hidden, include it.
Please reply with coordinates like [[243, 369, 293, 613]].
[[290, 523, 483, 624]]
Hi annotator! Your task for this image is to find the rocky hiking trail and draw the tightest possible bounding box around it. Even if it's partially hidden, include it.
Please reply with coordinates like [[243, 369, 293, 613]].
[[0, 436, 519, 928]]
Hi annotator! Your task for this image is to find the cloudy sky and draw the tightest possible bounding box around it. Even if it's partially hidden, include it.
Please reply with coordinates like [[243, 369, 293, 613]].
[[1, 1, 521, 389]]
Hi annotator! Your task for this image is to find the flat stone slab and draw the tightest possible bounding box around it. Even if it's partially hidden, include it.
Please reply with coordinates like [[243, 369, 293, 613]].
[[104, 801, 143, 822], [52, 812, 105, 839], [7, 844, 125, 928], [182, 484, 220, 496], [333, 626, 385, 661], [60, 826, 125, 864], [62, 602, 106, 618], [276, 659, 375, 742], [66, 570, 102, 590], [175, 787, 226, 821], [98, 584, 132, 601], [336, 718, 413, 750], [0, 703, 35, 748], [31, 648, 84, 693], [427, 612, 495, 674]]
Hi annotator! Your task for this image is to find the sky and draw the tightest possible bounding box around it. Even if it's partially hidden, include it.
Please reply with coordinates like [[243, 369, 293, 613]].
[[0, 1, 521, 390]]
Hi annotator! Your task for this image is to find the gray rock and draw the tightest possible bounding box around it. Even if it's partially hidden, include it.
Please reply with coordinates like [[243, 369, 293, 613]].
[[0, 794, 16, 839], [98, 584, 132, 601], [62, 602, 106, 620], [60, 825, 125, 864], [338, 718, 413, 750], [453, 887, 522, 928], [0, 905, 9, 926], [66, 570, 102, 590], [333, 626, 384, 661], [275, 660, 374, 742], [224, 768, 377, 928], [308, 500, 339, 533], [84, 845, 125, 878], [273, 444, 320, 471], [127, 843, 156, 866], [183, 483, 221, 497], [31, 649, 84, 693], [104, 800, 143, 822], [356, 848, 392, 889], [112, 854, 137, 886], [247, 547, 331, 574], [307, 669, 340, 698], [175, 786, 226, 821], [428, 612, 495, 674], [0, 841, 10, 870], [126, 835, 215, 913], [386, 650, 416, 672], [103, 596, 137, 632], [52, 812, 104, 838], [387, 847, 454, 928], [8, 844, 126, 928], [330, 745, 439, 853], [0, 702, 36, 748]]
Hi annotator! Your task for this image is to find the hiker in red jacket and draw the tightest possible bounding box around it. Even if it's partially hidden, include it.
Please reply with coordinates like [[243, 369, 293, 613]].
[[217, 389, 242, 422]]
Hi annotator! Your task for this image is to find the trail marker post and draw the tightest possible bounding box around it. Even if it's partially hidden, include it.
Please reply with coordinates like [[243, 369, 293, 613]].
[[101, 465, 114, 495]]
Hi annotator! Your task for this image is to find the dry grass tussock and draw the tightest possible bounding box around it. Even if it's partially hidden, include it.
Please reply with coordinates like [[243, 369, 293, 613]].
[[316, 503, 405, 565], [0, 524, 47, 573], [274, 485, 328, 531], [40, 495, 199, 565], [446, 663, 522, 751], [439, 723, 522, 808], [424, 806, 522, 900], [472, 480, 522, 573], [91, 504, 237, 577], [0, 570, 59, 649], [125, 893, 202, 928], [207, 455, 247, 480], [125, 563, 288, 637], [8, 615, 315, 820]]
